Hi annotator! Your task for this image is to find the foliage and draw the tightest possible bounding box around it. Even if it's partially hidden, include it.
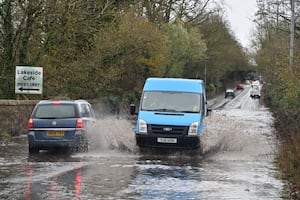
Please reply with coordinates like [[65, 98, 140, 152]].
[[0, 0, 15, 98], [39, 0, 121, 99], [0, 0, 250, 101], [92, 10, 167, 99], [192, 14, 251, 88], [134, 0, 222, 25], [162, 19, 206, 77], [0, 131, 11, 140], [265, 72, 300, 127], [206, 83, 216, 92], [254, 0, 300, 194], [264, 72, 300, 195], [278, 134, 300, 190]]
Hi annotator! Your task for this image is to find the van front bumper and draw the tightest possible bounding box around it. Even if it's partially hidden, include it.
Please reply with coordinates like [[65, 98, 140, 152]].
[[135, 134, 200, 149]]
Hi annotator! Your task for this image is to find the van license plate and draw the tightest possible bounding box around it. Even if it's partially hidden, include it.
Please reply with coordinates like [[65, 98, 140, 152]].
[[47, 131, 64, 137], [157, 138, 177, 143]]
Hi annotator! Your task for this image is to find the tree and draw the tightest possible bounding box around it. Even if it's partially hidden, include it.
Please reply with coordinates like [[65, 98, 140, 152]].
[[28, 0, 124, 98], [135, 0, 221, 25], [254, 0, 300, 75], [193, 14, 250, 89], [254, 1, 300, 192], [0, 0, 15, 98], [163, 19, 206, 77], [91, 10, 167, 99]]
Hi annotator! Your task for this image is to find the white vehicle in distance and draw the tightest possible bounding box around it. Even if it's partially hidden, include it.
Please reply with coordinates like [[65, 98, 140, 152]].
[[250, 85, 261, 99]]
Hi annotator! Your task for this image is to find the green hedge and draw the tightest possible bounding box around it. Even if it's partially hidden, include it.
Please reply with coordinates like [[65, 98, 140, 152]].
[[264, 73, 300, 194]]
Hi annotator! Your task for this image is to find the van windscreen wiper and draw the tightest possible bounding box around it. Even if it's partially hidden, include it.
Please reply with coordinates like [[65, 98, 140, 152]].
[[151, 108, 177, 112], [177, 110, 199, 113]]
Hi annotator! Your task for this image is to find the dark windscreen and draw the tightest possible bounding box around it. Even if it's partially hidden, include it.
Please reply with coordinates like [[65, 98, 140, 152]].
[[34, 104, 76, 118], [141, 91, 202, 113]]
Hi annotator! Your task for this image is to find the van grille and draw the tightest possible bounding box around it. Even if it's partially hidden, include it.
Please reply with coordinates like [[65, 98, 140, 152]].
[[149, 125, 188, 135]]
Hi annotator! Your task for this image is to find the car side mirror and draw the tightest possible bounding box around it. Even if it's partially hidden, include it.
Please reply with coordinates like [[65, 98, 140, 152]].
[[130, 104, 136, 115]]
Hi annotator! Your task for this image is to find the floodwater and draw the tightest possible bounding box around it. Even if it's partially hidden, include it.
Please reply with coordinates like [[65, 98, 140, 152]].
[[0, 85, 284, 199]]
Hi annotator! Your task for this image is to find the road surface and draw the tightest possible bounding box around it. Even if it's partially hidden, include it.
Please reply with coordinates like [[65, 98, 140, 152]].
[[0, 84, 284, 199]]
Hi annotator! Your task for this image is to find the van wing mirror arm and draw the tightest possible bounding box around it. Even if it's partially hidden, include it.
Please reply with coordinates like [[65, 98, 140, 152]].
[[206, 108, 212, 116], [130, 104, 137, 115]]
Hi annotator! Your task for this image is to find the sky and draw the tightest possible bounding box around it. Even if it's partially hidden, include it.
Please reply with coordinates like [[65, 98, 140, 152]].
[[222, 0, 258, 48]]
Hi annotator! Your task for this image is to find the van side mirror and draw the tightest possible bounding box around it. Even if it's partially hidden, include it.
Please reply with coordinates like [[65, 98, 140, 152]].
[[206, 108, 212, 116], [130, 104, 136, 115]]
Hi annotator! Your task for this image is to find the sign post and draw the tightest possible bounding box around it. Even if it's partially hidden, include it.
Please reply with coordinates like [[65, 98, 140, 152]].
[[15, 66, 43, 94]]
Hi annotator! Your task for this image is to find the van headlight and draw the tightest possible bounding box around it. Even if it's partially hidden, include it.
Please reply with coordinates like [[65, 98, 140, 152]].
[[138, 119, 148, 134], [188, 121, 198, 136]]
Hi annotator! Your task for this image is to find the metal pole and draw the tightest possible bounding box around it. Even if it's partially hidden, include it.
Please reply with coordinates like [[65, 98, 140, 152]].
[[289, 0, 295, 74], [204, 62, 207, 86]]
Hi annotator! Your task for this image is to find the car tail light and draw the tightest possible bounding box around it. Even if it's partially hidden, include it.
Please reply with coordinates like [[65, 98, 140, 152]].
[[52, 100, 61, 105], [76, 118, 84, 129], [28, 118, 34, 129]]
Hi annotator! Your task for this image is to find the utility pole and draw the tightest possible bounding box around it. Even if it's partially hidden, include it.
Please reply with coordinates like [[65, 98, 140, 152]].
[[204, 62, 207, 87], [289, 0, 295, 74]]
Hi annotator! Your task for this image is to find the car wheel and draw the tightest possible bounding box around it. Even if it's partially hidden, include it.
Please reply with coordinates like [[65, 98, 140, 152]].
[[29, 147, 39, 154], [82, 142, 89, 152]]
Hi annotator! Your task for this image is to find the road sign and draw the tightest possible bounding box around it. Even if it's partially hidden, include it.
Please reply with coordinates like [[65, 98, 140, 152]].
[[15, 66, 43, 94]]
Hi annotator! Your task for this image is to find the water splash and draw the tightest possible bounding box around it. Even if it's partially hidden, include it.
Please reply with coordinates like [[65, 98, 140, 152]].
[[89, 116, 137, 153], [202, 107, 277, 161]]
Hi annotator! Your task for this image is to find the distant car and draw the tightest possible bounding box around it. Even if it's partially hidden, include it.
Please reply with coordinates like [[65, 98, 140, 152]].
[[27, 100, 96, 154], [225, 89, 235, 98], [236, 84, 244, 91], [250, 85, 261, 99], [251, 80, 260, 87]]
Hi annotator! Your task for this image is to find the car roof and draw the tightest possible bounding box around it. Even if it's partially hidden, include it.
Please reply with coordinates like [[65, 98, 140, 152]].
[[37, 99, 89, 105], [226, 89, 235, 92]]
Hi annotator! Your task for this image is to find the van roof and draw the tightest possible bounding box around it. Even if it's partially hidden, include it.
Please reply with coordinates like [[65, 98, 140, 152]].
[[143, 78, 204, 93]]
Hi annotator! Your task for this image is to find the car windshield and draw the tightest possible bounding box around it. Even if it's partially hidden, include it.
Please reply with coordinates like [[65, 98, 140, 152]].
[[34, 104, 76, 118], [141, 91, 202, 113]]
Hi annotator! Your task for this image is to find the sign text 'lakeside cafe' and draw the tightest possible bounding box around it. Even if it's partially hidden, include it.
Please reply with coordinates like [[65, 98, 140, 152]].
[[15, 66, 43, 94]]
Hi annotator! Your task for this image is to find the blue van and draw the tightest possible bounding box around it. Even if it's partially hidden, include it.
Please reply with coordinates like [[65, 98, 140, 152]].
[[130, 78, 208, 150]]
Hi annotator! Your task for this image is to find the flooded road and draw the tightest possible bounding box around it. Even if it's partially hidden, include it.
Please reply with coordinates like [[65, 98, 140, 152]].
[[0, 85, 284, 199]]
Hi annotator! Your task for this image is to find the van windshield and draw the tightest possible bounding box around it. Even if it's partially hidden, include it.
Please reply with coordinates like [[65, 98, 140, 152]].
[[34, 104, 76, 118], [141, 91, 202, 113]]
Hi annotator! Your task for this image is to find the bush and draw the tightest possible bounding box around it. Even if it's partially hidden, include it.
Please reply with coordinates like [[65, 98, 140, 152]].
[[206, 83, 216, 93], [264, 72, 300, 194], [0, 132, 11, 140]]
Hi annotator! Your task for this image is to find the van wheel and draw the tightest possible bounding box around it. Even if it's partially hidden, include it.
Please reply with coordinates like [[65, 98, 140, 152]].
[[198, 141, 204, 155], [29, 147, 39, 154], [198, 146, 203, 155]]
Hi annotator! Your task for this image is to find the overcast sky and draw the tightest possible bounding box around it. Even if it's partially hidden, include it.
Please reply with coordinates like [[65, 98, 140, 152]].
[[222, 0, 258, 48]]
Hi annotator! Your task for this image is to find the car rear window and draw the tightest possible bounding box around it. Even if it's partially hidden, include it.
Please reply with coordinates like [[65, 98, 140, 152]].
[[34, 104, 76, 118]]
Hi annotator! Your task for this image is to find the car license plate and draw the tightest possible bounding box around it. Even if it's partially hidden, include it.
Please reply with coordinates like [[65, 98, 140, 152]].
[[47, 131, 64, 137], [157, 137, 177, 143]]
